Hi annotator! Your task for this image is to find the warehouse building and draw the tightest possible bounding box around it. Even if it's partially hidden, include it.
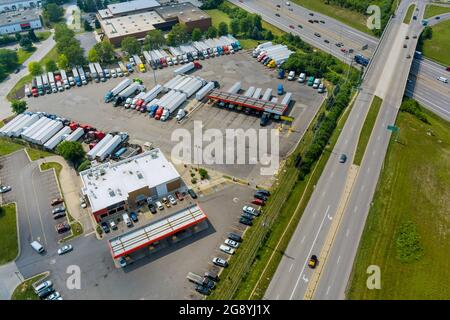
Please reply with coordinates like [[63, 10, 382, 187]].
[[97, 0, 211, 46], [80, 149, 186, 222], [0, 7, 42, 35], [0, 0, 41, 12]]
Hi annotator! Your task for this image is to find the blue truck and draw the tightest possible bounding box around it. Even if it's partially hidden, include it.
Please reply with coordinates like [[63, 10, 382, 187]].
[[277, 69, 285, 79], [277, 83, 283, 95]]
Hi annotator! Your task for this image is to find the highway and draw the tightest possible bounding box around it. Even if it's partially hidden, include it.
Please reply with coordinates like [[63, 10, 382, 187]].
[[229, 0, 450, 121], [259, 0, 425, 299]]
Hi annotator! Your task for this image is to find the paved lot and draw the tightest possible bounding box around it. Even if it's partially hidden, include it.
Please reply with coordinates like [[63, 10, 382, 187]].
[[25, 51, 325, 186], [0, 150, 69, 267], [16, 183, 255, 299]]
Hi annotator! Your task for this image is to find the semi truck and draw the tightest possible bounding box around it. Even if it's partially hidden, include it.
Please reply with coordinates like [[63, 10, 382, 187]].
[[36, 75, 44, 95], [77, 66, 87, 85], [174, 62, 195, 75], [252, 42, 273, 57], [87, 133, 113, 160], [21, 116, 50, 139], [104, 78, 132, 102], [252, 88, 262, 99], [136, 84, 162, 108], [89, 63, 99, 82], [96, 133, 128, 161], [44, 126, 72, 150], [118, 61, 129, 76], [72, 67, 81, 86], [41, 73, 51, 94], [0, 114, 26, 135], [8, 113, 39, 137], [195, 81, 214, 100], [48, 72, 57, 93], [244, 86, 256, 97], [60, 70, 70, 89], [94, 63, 105, 82], [281, 92, 292, 106], [163, 75, 183, 92], [133, 55, 145, 72], [160, 92, 187, 121], [114, 82, 144, 107], [32, 120, 63, 145]]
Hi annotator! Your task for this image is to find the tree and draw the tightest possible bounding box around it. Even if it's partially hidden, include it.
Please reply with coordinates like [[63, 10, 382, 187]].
[[28, 61, 43, 76], [45, 59, 58, 72], [88, 47, 99, 62], [56, 141, 86, 166], [94, 19, 100, 29], [218, 22, 228, 36], [191, 28, 202, 41], [43, 3, 64, 24], [206, 26, 218, 39], [84, 19, 93, 31], [57, 54, 69, 70], [93, 41, 115, 63], [121, 37, 141, 55], [11, 100, 27, 114], [230, 19, 239, 35], [167, 23, 189, 46], [143, 29, 166, 51], [28, 29, 38, 42]]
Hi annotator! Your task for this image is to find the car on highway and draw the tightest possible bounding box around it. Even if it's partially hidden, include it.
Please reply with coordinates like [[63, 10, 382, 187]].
[[275, 13, 280, 17], [435, 16, 440, 20], [341, 48, 347, 53], [212, 257, 228, 267], [298, 24, 303, 28], [308, 19, 314, 23], [314, 33, 321, 37], [324, 39, 330, 44], [405, 35, 409, 40], [403, 44, 407, 48], [339, 154, 347, 163], [219, 244, 235, 255], [349, 48, 354, 53], [101, 221, 110, 233], [57, 244, 73, 255], [336, 42, 343, 47], [51, 198, 64, 206], [289, 25, 294, 29], [0, 185, 12, 193], [225, 239, 240, 248], [446, 67, 450, 72], [407, 54, 411, 59], [309, 12, 314, 16], [320, 20, 325, 24], [308, 255, 318, 269], [437, 76, 448, 83]]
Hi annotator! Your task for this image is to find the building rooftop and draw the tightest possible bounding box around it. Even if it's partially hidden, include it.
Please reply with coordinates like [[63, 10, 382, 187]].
[[155, 2, 210, 23], [80, 149, 180, 212], [99, 10, 166, 40], [107, 0, 160, 16], [0, 8, 40, 25]]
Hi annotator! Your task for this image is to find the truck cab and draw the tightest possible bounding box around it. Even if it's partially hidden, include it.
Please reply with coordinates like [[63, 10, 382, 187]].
[[277, 69, 285, 79], [154, 106, 164, 120], [277, 84, 283, 95]]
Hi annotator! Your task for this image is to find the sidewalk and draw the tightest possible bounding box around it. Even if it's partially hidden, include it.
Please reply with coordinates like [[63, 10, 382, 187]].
[[37, 156, 93, 234], [0, 31, 55, 120], [0, 262, 21, 300]]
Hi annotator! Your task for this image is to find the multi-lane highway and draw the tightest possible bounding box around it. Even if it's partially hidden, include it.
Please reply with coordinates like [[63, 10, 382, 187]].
[[229, 0, 450, 121], [257, 0, 427, 299]]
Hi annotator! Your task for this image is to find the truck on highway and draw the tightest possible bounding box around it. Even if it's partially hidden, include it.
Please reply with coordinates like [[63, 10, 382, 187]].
[[354, 54, 369, 66], [94, 62, 105, 82], [89, 63, 99, 82], [104, 78, 132, 102]]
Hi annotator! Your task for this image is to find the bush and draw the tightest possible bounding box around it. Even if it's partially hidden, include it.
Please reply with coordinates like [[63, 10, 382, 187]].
[[191, 178, 198, 184], [400, 98, 429, 124], [395, 221, 423, 263], [77, 159, 91, 172], [199, 168, 209, 180]]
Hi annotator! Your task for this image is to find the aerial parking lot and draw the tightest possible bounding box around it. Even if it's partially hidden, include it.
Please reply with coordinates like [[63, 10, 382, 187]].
[[26, 50, 325, 186]]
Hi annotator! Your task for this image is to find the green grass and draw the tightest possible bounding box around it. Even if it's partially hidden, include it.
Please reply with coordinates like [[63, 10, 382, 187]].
[[347, 108, 450, 299], [0, 204, 18, 265], [0, 136, 55, 160], [403, 4, 416, 24], [353, 96, 383, 165], [40, 162, 62, 176], [0, 138, 25, 157], [36, 31, 52, 41], [423, 4, 450, 19], [27, 148, 54, 161], [422, 19, 450, 66], [11, 273, 46, 300], [17, 47, 36, 64], [206, 9, 231, 29]]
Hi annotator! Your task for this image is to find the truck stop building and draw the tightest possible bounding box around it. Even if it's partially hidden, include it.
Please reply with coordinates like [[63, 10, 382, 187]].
[[0, 7, 42, 35], [80, 149, 185, 223]]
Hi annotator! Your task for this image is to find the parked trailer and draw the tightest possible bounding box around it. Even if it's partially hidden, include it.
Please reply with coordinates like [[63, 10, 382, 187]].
[[195, 81, 215, 100], [41, 73, 50, 93], [65, 127, 84, 142], [44, 126, 72, 150], [244, 86, 256, 97], [36, 75, 44, 93], [0, 114, 26, 135], [166, 75, 188, 91], [117, 83, 144, 100], [161, 92, 187, 121], [262, 88, 272, 101], [48, 72, 57, 92], [104, 78, 133, 102], [72, 67, 81, 86], [157, 90, 179, 108], [89, 63, 98, 82], [87, 133, 113, 160], [36, 121, 63, 145], [174, 62, 195, 75], [281, 92, 292, 106], [9, 114, 39, 137], [173, 77, 193, 91], [138, 84, 162, 106], [143, 51, 153, 65], [227, 81, 241, 94], [163, 75, 183, 92], [252, 88, 262, 99], [60, 69, 70, 89], [187, 272, 204, 285], [183, 79, 203, 98], [118, 61, 129, 76], [3, 114, 31, 137], [96, 135, 122, 161], [28, 120, 56, 143], [77, 66, 87, 85], [21, 116, 50, 139], [94, 62, 105, 81], [176, 78, 198, 93]]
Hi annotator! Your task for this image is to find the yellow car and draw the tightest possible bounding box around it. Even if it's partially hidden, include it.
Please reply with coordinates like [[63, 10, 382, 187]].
[[308, 255, 318, 269], [139, 64, 146, 72]]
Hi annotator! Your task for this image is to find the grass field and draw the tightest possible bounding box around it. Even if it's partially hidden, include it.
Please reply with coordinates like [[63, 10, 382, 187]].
[[11, 273, 46, 300], [36, 31, 52, 42], [0, 138, 25, 157], [27, 148, 53, 161], [403, 4, 416, 24], [347, 108, 450, 299], [17, 48, 36, 64], [0, 204, 18, 265], [423, 4, 450, 19], [206, 9, 232, 29], [353, 96, 382, 166], [422, 20, 450, 67]]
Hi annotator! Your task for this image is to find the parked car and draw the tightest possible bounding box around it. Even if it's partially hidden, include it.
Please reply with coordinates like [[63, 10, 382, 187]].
[[241, 212, 254, 221], [109, 220, 117, 230], [155, 201, 164, 210], [101, 222, 110, 233], [38, 287, 55, 299], [53, 211, 66, 219], [212, 257, 228, 267], [228, 233, 243, 242], [52, 206, 65, 214], [256, 189, 270, 197], [204, 271, 219, 282], [57, 244, 73, 255], [168, 194, 177, 205], [224, 239, 239, 248], [162, 197, 171, 208], [195, 284, 211, 295], [219, 244, 235, 255], [188, 189, 198, 199], [251, 199, 265, 206], [56, 222, 70, 234], [254, 193, 268, 202], [243, 205, 259, 216], [45, 291, 61, 300], [175, 191, 184, 201], [0, 185, 12, 193], [130, 211, 138, 222], [34, 281, 53, 294], [51, 197, 64, 206], [239, 217, 253, 226], [148, 202, 157, 214]]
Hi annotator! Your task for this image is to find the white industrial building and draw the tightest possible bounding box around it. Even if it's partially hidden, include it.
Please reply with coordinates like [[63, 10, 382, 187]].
[[80, 149, 186, 222], [0, 7, 42, 35], [0, 0, 41, 12]]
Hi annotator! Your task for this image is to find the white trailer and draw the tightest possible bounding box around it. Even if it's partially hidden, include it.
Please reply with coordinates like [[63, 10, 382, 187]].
[[143, 51, 153, 65], [262, 88, 272, 101], [173, 77, 193, 91], [117, 83, 143, 99], [87, 133, 113, 160], [281, 92, 292, 106], [252, 88, 262, 99], [65, 127, 84, 142], [28, 120, 56, 143], [244, 86, 256, 97], [78, 66, 87, 85], [140, 84, 162, 105], [157, 90, 178, 108], [0, 114, 26, 135], [165, 75, 188, 92], [44, 126, 72, 150], [105, 78, 132, 102], [163, 75, 183, 92], [9, 114, 39, 137], [60, 69, 70, 89], [227, 81, 241, 94], [96, 135, 122, 161], [22, 117, 51, 140], [94, 62, 105, 81], [195, 81, 215, 100], [89, 63, 98, 82], [3, 114, 31, 137], [174, 62, 195, 75], [36, 121, 63, 145], [271, 97, 279, 103], [183, 79, 203, 98]]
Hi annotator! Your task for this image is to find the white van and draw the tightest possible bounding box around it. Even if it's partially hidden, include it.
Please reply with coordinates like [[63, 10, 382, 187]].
[[437, 76, 448, 83], [318, 83, 326, 93], [298, 73, 306, 83], [122, 213, 132, 227], [30, 240, 45, 253], [313, 78, 321, 89], [287, 71, 295, 81]]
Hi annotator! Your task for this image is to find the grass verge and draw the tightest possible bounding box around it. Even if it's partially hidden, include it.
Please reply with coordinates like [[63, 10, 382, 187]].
[[422, 19, 450, 67], [26, 148, 54, 161], [423, 4, 450, 19], [17, 48, 36, 64], [403, 4, 416, 24], [11, 273, 47, 300], [0, 204, 18, 265], [0, 136, 54, 160], [347, 107, 450, 299], [353, 96, 382, 166]]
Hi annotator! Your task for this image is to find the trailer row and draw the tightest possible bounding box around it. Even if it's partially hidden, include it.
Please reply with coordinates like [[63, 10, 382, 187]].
[[252, 42, 294, 68]]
